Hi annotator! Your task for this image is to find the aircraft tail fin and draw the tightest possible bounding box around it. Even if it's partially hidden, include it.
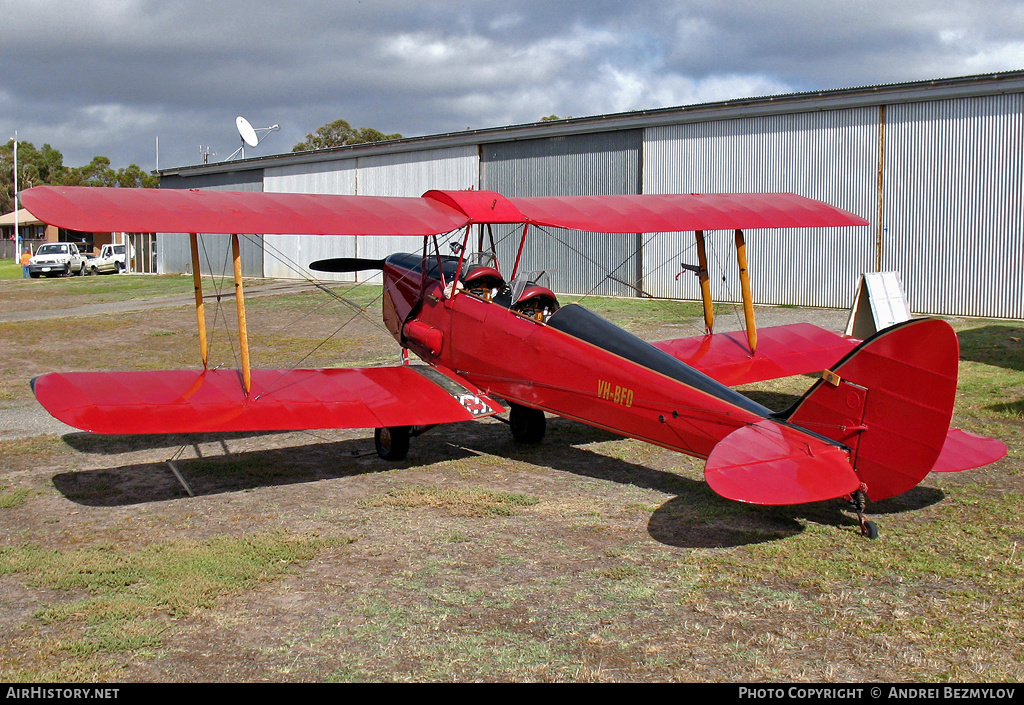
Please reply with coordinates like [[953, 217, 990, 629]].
[[782, 318, 960, 501]]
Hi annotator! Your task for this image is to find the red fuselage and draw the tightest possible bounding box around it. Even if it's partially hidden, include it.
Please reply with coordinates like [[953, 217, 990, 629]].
[[381, 253, 772, 459]]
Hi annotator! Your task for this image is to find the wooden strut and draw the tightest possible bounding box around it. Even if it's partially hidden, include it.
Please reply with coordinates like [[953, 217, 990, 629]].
[[694, 230, 714, 334], [189, 233, 209, 368], [734, 229, 758, 354], [232, 234, 252, 395]]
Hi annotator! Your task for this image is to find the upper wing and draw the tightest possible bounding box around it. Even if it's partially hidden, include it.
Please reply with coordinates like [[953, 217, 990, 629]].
[[32, 365, 502, 435], [427, 189, 869, 230], [20, 186, 470, 236], [506, 192, 870, 231], [23, 186, 868, 236]]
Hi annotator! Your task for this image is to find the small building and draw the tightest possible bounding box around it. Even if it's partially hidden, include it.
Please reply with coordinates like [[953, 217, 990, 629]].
[[1, 206, 157, 271]]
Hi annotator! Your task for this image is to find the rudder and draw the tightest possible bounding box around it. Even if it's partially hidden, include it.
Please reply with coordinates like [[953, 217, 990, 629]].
[[782, 318, 959, 501]]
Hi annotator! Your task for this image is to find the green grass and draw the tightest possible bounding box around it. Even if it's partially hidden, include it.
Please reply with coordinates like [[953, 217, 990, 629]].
[[0, 258, 25, 279], [0, 485, 32, 509], [0, 533, 349, 678], [24, 273, 193, 300], [567, 294, 706, 331], [360, 484, 541, 516]]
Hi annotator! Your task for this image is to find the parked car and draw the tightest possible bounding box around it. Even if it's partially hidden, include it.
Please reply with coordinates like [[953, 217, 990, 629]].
[[28, 243, 87, 278], [84, 244, 124, 275], [101, 243, 128, 270]]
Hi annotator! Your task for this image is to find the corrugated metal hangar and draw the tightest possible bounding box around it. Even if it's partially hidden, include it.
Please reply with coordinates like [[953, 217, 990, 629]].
[[158, 71, 1024, 319]]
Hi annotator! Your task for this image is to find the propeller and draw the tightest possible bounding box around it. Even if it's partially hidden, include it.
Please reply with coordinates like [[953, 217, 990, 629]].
[[309, 257, 386, 273]]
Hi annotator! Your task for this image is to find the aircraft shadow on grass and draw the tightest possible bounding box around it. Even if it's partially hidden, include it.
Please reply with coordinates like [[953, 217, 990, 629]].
[[956, 325, 1024, 417], [957, 326, 1024, 372], [52, 417, 944, 549]]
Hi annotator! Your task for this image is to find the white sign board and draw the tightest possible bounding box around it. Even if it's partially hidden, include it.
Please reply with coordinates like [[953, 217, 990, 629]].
[[845, 271, 911, 339]]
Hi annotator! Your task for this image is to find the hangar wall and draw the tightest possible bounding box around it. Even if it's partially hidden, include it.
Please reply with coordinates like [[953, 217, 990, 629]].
[[261, 146, 478, 283], [881, 94, 1024, 319], [642, 108, 879, 309], [158, 73, 1024, 318], [158, 169, 266, 278], [481, 131, 642, 297]]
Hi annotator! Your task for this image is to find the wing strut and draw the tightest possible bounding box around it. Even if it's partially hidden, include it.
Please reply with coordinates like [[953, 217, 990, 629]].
[[695, 230, 714, 334], [735, 229, 758, 354], [231, 234, 252, 395], [189, 233, 209, 368]]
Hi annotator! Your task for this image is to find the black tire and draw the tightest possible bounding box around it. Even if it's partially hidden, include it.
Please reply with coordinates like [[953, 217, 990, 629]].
[[509, 403, 546, 444], [861, 520, 879, 540], [375, 426, 410, 461], [75, 264, 85, 276], [29, 272, 40, 279]]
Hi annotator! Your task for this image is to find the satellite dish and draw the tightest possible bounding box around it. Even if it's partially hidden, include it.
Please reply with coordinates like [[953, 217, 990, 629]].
[[236, 116, 259, 147], [224, 117, 280, 160]]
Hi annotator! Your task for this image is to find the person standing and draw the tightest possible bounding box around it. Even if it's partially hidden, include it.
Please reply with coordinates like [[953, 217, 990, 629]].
[[20, 248, 31, 278]]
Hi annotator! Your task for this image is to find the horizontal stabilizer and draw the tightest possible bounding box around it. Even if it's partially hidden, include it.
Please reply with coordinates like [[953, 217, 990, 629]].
[[932, 428, 1007, 473], [704, 419, 860, 505], [32, 366, 503, 435], [653, 323, 859, 386]]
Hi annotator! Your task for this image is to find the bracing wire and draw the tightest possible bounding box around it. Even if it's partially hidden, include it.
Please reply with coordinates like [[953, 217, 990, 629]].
[[231, 229, 465, 401], [531, 225, 710, 335], [196, 233, 240, 371], [707, 233, 747, 332]]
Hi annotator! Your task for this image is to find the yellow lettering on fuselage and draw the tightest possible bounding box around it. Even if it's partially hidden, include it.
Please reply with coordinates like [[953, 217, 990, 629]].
[[597, 379, 634, 408]]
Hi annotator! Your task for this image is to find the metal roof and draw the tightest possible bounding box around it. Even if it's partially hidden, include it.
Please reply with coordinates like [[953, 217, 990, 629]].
[[158, 70, 1024, 178]]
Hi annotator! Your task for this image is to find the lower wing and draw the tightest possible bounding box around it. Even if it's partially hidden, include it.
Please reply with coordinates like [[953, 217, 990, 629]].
[[652, 322, 859, 386], [32, 365, 503, 435]]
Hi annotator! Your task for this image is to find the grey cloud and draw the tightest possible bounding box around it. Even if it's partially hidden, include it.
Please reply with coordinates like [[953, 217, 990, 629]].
[[1, 0, 1020, 171]]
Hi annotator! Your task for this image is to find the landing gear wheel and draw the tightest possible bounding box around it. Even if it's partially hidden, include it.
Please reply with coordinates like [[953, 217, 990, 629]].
[[374, 426, 410, 461], [509, 403, 546, 444], [860, 520, 879, 540]]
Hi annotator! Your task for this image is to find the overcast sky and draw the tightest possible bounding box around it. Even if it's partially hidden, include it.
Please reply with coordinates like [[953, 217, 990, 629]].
[[3, 0, 1023, 172]]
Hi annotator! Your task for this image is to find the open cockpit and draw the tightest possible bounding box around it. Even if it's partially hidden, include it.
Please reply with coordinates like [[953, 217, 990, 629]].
[[385, 251, 560, 322]]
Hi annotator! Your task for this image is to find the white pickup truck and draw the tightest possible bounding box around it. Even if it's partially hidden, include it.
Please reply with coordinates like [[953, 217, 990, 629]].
[[84, 244, 126, 275], [28, 242, 87, 278]]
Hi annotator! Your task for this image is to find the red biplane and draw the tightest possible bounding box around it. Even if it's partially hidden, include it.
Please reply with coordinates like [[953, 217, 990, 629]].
[[22, 185, 1006, 538]]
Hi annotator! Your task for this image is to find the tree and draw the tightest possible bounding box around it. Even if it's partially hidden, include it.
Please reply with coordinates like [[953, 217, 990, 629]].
[[1, 141, 71, 213], [1, 140, 157, 214], [292, 119, 402, 152]]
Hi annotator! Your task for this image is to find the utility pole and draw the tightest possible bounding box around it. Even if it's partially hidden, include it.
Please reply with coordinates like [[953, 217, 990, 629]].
[[12, 130, 19, 262]]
